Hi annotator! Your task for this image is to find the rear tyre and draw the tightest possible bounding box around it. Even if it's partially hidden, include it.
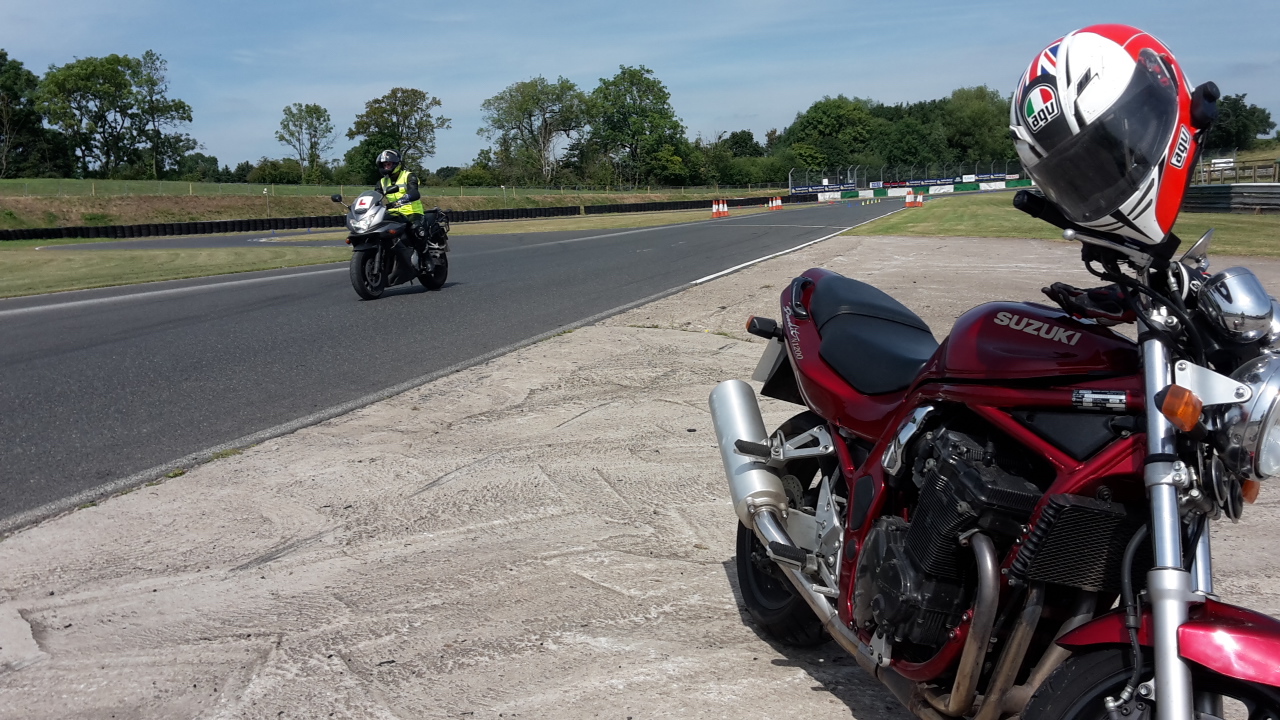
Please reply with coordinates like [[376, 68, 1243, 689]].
[[1025, 647, 1280, 719], [733, 410, 834, 648], [350, 249, 384, 299], [735, 522, 828, 646], [420, 252, 448, 291]]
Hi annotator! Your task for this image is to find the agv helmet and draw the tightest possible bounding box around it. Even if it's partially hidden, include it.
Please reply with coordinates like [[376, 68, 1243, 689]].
[[1011, 24, 1218, 254]]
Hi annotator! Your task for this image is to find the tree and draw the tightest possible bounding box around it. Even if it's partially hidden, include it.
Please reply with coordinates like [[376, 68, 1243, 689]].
[[1204, 94, 1276, 151], [724, 130, 764, 157], [342, 128, 400, 185], [131, 50, 194, 179], [764, 128, 780, 153], [479, 76, 587, 183], [434, 166, 461, 183], [246, 157, 302, 184], [176, 152, 220, 182], [347, 88, 450, 170], [776, 95, 874, 169], [230, 160, 254, 183], [275, 103, 334, 182], [588, 65, 685, 184], [38, 54, 141, 177], [0, 50, 60, 178], [940, 86, 1014, 163]]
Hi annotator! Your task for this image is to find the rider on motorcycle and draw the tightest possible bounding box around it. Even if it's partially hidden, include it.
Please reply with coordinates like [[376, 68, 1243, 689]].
[[375, 149, 433, 265]]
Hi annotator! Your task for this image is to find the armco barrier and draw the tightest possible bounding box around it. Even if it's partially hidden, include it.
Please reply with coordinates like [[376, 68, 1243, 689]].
[[1183, 184, 1280, 214], [0, 194, 821, 241]]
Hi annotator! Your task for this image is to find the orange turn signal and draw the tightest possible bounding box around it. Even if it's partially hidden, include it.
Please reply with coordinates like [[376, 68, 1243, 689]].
[[1244, 478, 1262, 504], [745, 316, 756, 332], [1160, 384, 1203, 432]]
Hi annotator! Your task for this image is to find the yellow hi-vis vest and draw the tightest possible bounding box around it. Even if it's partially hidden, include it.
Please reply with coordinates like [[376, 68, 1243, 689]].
[[380, 167, 423, 217]]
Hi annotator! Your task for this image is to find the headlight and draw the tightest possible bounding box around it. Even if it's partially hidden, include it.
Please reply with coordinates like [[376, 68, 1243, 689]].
[[1219, 354, 1280, 478], [1199, 267, 1273, 342]]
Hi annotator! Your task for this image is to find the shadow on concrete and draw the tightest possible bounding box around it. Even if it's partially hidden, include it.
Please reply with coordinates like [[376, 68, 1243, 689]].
[[719, 559, 914, 719]]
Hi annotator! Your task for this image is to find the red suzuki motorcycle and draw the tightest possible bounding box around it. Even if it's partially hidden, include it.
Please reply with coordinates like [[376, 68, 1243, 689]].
[[710, 190, 1280, 719]]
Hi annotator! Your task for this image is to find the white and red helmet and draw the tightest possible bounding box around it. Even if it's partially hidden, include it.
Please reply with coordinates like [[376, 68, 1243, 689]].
[[1011, 25, 1212, 252]]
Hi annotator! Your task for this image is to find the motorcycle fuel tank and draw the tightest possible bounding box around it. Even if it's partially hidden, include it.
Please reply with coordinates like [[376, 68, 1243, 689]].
[[940, 302, 1138, 380]]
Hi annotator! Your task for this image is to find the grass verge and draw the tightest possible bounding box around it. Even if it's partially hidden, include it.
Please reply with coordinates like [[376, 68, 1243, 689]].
[[0, 246, 348, 298], [0, 205, 777, 297], [257, 205, 772, 240], [847, 192, 1280, 256], [0, 189, 781, 229], [447, 205, 771, 235]]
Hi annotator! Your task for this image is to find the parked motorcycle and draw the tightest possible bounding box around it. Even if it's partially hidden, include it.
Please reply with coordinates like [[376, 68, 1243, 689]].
[[331, 188, 449, 299], [710, 189, 1280, 719]]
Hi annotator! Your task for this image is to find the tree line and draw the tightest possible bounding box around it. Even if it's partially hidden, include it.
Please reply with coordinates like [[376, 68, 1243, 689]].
[[1, 49, 1275, 187]]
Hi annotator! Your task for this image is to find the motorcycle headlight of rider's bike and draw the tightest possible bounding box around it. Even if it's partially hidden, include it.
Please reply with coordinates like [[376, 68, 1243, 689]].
[[348, 193, 384, 234]]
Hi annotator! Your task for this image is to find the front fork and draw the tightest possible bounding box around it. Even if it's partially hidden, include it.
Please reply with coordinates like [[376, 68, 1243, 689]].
[[1141, 333, 1216, 719]]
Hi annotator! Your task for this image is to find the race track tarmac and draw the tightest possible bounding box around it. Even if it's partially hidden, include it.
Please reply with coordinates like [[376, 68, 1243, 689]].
[[0, 200, 901, 526]]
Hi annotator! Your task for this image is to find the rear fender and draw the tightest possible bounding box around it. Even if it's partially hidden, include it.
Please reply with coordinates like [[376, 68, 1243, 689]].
[[1057, 599, 1280, 688]]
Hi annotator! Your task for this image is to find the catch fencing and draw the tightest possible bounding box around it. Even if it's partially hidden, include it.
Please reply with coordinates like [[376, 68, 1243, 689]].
[[0, 194, 819, 241], [1182, 184, 1280, 214], [1192, 159, 1278, 184], [0, 178, 788, 199]]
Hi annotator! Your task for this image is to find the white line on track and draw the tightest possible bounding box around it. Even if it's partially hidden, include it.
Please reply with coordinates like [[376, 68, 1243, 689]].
[[0, 266, 347, 319], [690, 207, 905, 285]]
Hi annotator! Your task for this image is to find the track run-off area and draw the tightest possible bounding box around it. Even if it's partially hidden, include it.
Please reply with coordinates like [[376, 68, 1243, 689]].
[[0, 200, 901, 530]]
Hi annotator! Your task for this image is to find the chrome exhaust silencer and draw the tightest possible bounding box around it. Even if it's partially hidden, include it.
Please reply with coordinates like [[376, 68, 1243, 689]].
[[708, 379, 788, 529]]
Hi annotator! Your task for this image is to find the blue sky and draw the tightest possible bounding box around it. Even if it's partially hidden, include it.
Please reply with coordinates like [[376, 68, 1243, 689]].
[[4, 0, 1276, 172]]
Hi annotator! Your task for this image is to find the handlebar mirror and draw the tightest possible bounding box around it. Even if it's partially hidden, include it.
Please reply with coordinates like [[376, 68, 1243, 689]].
[[330, 194, 342, 203]]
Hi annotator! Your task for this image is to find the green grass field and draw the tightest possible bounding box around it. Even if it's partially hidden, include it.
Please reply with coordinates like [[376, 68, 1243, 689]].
[[848, 192, 1280, 256], [0, 246, 349, 298]]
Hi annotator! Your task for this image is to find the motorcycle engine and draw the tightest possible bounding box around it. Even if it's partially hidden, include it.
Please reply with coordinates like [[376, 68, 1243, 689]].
[[854, 428, 1043, 649]]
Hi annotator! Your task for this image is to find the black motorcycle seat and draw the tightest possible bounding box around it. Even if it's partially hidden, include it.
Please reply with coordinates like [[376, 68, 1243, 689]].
[[809, 274, 937, 395]]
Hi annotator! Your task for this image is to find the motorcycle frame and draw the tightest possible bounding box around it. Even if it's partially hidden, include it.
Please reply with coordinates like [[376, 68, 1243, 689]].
[[769, 270, 1280, 719]]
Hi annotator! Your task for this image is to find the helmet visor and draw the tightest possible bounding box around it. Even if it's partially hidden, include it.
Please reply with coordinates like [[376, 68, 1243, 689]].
[[1033, 50, 1179, 226]]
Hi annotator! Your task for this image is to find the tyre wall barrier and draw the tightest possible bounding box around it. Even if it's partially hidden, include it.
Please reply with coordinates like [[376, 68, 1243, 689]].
[[1183, 184, 1280, 214], [0, 195, 822, 241]]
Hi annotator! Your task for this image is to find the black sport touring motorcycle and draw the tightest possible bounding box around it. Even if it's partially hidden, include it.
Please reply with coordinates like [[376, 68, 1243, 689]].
[[331, 187, 449, 299]]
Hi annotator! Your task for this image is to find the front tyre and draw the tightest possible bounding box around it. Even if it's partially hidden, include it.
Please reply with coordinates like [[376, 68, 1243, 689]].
[[420, 252, 448, 291], [350, 249, 384, 300], [1025, 647, 1280, 720], [735, 521, 827, 647]]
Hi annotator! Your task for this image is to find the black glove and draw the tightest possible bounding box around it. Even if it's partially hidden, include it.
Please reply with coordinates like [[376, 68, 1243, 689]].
[[1042, 282, 1136, 326]]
